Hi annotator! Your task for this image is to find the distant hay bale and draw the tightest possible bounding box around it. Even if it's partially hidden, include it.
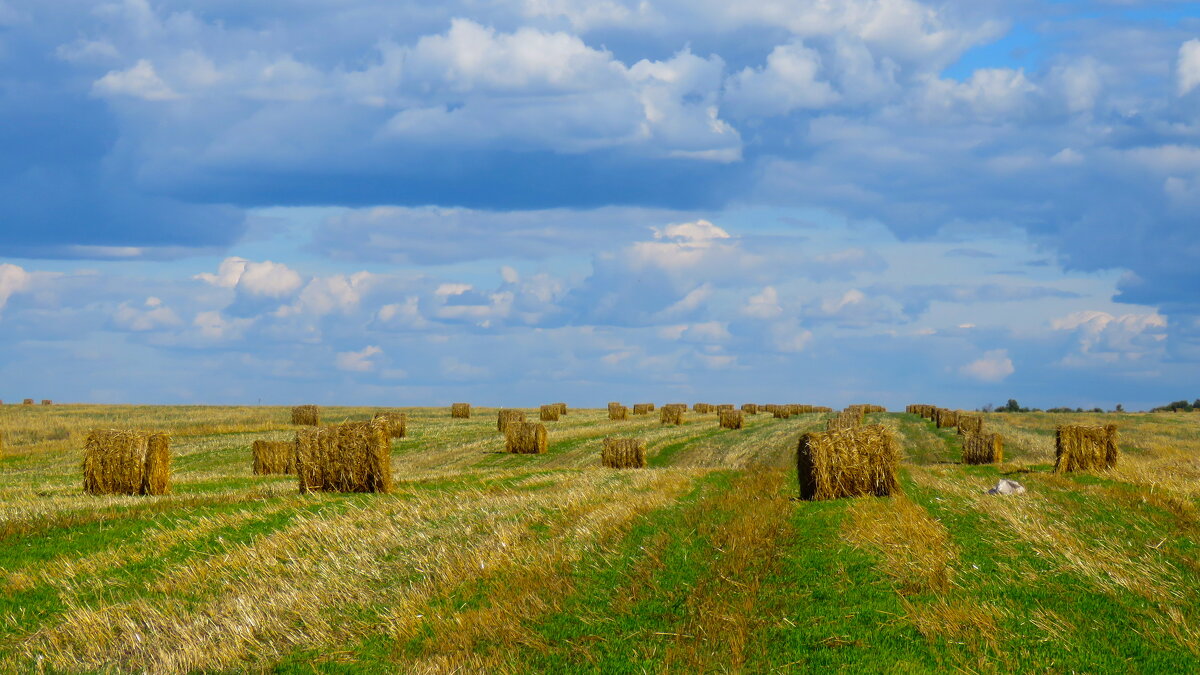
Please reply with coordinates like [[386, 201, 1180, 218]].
[[796, 425, 899, 501], [252, 440, 296, 475], [773, 409, 791, 419], [660, 406, 684, 426], [693, 403, 711, 413], [716, 404, 734, 412], [1055, 424, 1119, 472], [22, 399, 33, 406], [609, 405, 628, 421], [373, 412, 407, 439], [83, 430, 171, 496], [906, 404, 936, 419], [291, 405, 320, 426], [506, 422, 548, 454], [826, 411, 862, 431], [934, 408, 959, 429], [295, 421, 392, 493], [956, 414, 984, 436], [719, 410, 744, 429], [602, 437, 646, 469], [962, 432, 1004, 465], [553, 402, 568, 415], [497, 409, 526, 433], [848, 404, 886, 415], [450, 403, 471, 419], [41, 399, 52, 406], [540, 404, 560, 422], [741, 404, 759, 415], [632, 403, 653, 415], [607, 402, 621, 412]]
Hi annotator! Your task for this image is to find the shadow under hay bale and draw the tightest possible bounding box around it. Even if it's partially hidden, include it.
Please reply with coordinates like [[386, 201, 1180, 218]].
[[373, 412, 407, 439], [451, 403, 471, 419], [602, 437, 646, 468], [1055, 424, 1119, 473], [291, 405, 320, 426], [498, 409, 526, 433], [609, 404, 628, 421], [540, 404, 560, 422], [797, 425, 898, 501], [296, 421, 392, 493], [962, 432, 1004, 465], [660, 406, 684, 426], [506, 422, 547, 454], [252, 440, 296, 475], [742, 404, 758, 415], [719, 410, 744, 429], [632, 403, 653, 415], [83, 430, 171, 496]]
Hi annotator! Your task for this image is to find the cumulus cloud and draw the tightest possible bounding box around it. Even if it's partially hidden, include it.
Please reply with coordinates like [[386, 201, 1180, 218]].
[[743, 286, 783, 319], [1177, 39, 1200, 96], [0, 263, 31, 312], [959, 349, 1014, 382], [112, 296, 182, 331], [195, 258, 303, 297], [1052, 310, 1167, 364], [93, 59, 179, 100], [336, 345, 382, 372], [724, 42, 838, 116]]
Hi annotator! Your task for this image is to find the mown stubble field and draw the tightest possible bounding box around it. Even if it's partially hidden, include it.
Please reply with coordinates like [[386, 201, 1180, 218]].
[[2, 404, 1200, 673]]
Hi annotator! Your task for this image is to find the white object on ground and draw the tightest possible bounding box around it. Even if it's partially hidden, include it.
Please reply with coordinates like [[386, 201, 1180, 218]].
[[986, 479, 1026, 495]]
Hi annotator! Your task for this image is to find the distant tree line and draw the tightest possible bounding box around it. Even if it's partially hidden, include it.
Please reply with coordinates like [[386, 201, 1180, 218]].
[[983, 399, 1125, 413], [1151, 399, 1200, 412]]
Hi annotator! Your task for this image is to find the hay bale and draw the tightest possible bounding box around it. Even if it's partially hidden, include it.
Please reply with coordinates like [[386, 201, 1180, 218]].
[[906, 404, 936, 419], [40, 399, 52, 406], [252, 440, 296, 475], [291, 405, 320, 426], [719, 410, 744, 429], [553, 402, 568, 416], [796, 425, 899, 500], [506, 422, 548, 454], [1054, 424, 1119, 472], [632, 403, 653, 415], [497, 409, 526, 433], [660, 406, 684, 426], [609, 405, 628, 421], [540, 404, 560, 422], [83, 429, 171, 496], [956, 414, 984, 436], [741, 404, 759, 415], [451, 403, 471, 419], [602, 437, 646, 468], [296, 421, 392, 493], [373, 412, 407, 439], [773, 409, 791, 419], [963, 432, 1004, 465], [934, 408, 959, 429], [22, 399, 33, 406], [826, 411, 862, 431], [693, 403, 711, 413], [716, 404, 734, 412]]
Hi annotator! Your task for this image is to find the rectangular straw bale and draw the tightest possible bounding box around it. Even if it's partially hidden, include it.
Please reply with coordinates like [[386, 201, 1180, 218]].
[[252, 439, 296, 475], [497, 409, 526, 433], [324, 420, 392, 493], [602, 437, 646, 469], [693, 403, 710, 413], [1054, 424, 1119, 472], [796, 425, 899, 500], [553, 402, 568, 415], [825, 411, 861, 431], [291, 405, 320, 426], [956, 414, 984, 435], [506, 422, 548, 454], [22, 398, 33, 406], [295, 426, 336, 493], [632, 403, 653, 415], [934, 408, 959, 429], [719, 410, 744, 429], [83, 429, 171, 496], [608, 402, 621, 412], [373, 412, 407, 438], [716, 404, 734, 412], [609, 405, 628, 420], [540, 404, 560, 422], [962, 432, 1003, 465], [741, 404, 759, 415], [773, 408, 791, 419], [660, 406, 684, 426], [41, 399, 52, 406], [450, 403, 471, 419]]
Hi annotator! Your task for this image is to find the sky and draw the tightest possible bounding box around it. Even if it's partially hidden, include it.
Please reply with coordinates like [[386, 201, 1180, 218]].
[[1, 0, 1198, 410]]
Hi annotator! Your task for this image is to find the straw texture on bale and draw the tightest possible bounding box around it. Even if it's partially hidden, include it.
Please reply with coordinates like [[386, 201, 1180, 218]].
[[632, 403, 653, 415], [291, 405, 320, 426], [719, 410, 744, 429], [826, 411, 862, 431], [660, 406, 684, 426], [373, 412, 407, 439], [41, 399, 52, 406], [252, 440, 296, 475], [741, 404, 759, 415], [956, 414, 984, 436], [497, 409, 526, 433], [602, 437, 646, 469], [962, 432, 1004, 465], [796, 425, 899, 501], [1054, 424, 1119, 473], [934, 408, 959, 429], [553, 402, 568, 415], [506, 422, 548, 454], [83, 429, 171, 496], [608, 405, 628, 420], [540, 405, 560, 422], [716, 404, 734, 412], [22, 399, 33, 406], [296, 421, 392, 493], [693, 403, 712, 413], [773, 409, 791, 419], [906, 404, 937, 419], [450, 403, 471, 419]]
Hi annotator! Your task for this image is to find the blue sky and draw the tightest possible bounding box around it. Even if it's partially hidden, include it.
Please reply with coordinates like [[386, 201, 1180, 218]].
[[1, 0, 1198, 409]]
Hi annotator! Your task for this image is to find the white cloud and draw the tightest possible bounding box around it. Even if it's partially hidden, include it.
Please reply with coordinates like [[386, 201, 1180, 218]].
[[1052, 310, 1167, 364], [195, 257, 303, 298], [93, 59, 179, 100], [1177, 39, 1200, 96], [959, 349, 1014, 382], [0, 263, 31, 312], [278, 272, 373, 317], [336, 345, 382, 372], [192, 310, 251, 340], [113, 297, 182, 331], [743, 286, 783, 319], [724, 41, 838, 116]]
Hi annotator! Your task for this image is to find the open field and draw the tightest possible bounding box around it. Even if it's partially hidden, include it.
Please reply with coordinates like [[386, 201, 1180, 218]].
[[2, 404, 1200, 672]]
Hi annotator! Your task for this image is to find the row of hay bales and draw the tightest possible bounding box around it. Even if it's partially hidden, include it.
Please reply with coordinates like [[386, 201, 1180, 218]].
[[909, 404, 1004, 465], [4, 399, 53, 406]]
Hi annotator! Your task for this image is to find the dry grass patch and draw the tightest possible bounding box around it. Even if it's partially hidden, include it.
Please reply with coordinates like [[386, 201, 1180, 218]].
[[843, 494, 957, 595], [291, 405, 320, 426]]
